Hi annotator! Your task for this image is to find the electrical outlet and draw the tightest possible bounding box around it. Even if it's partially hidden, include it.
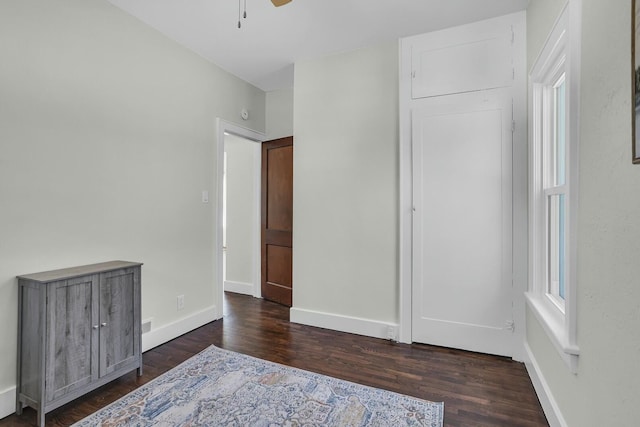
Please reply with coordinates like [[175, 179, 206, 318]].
[[177, 295, 185, 311]]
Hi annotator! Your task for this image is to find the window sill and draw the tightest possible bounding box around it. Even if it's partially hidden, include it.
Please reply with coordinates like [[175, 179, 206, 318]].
[[526, 292, 579, 374]]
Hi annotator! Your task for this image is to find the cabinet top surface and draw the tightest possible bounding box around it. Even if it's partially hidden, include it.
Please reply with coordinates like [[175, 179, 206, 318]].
[[17, 261, 143, 283]]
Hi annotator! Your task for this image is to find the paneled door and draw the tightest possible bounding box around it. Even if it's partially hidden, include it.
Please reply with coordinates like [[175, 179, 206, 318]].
[[412, 90, 513, 357], [261, 137, 293, 306]]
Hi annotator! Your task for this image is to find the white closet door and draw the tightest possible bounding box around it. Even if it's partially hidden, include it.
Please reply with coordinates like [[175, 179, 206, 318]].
[[411, 90, 513, 357]]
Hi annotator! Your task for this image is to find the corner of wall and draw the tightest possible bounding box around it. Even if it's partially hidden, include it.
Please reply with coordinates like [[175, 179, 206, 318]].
[[265, 88, 294, 140]]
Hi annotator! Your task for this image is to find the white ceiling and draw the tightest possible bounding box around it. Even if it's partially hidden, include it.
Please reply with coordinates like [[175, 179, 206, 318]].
[[106, 0, 529, 92]]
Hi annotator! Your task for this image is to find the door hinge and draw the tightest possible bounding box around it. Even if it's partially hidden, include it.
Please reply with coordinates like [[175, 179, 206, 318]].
[[411, 70, 416, 79], [511, 26, 515, 44], [505, 320, 515, 332], [511, 120, 516, 133]]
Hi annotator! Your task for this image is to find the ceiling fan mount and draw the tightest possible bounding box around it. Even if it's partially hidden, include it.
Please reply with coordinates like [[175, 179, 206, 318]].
[[271, 0, 293, 7], [239, 0, 292, 28]]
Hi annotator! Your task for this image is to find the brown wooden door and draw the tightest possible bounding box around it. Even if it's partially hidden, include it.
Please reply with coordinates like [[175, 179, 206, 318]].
[[262, 137, 293, 307]]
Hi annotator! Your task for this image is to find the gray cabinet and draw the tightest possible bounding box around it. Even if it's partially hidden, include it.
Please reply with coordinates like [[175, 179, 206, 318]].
[[16, 261, 142, 426]]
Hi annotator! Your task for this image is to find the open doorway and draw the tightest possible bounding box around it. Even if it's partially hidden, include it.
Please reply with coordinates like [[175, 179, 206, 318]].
[[223, 133, 259, 296], [215, 119, 265, 318]]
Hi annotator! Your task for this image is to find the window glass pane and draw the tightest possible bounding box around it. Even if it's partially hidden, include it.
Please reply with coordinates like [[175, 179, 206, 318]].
[[548, 194, 566, 300], [554, 78, 566, 186]]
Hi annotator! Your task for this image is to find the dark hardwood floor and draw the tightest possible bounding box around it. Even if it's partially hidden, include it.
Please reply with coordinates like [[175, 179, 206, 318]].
[[3, 292, 548, 427]]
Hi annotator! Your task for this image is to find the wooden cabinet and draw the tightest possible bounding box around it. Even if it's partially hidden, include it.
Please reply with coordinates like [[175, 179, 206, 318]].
[[16, 261, 142, 426]]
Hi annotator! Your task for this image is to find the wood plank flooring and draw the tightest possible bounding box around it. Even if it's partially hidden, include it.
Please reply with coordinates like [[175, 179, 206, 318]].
[[2, 292, 548, 426]]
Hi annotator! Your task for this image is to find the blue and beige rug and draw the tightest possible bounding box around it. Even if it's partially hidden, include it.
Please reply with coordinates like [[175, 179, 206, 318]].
[[74, 345, 444, 426]]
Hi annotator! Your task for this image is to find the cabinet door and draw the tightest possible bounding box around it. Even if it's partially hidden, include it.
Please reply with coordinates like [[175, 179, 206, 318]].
[[99, 267, 140, 376], [45, 275, 99, 403]]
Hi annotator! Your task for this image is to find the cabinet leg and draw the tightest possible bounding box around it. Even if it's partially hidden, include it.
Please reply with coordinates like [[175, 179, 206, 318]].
[[137, 365, 143, 377], [15, 399, 23, 416], [38, 409, 45, 427]]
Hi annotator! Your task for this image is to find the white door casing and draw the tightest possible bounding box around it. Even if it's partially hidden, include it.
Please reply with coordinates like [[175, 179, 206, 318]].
[[398, 11, 527, 359], [215, 118, 265, 319]]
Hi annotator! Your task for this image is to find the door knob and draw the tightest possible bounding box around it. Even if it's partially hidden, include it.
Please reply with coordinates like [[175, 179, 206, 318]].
[[101, 322, 107, 327]]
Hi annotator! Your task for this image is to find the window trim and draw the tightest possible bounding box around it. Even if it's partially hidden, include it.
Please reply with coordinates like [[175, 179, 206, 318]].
[[527, 2, 580, 374], [545, 73, 567, 310]]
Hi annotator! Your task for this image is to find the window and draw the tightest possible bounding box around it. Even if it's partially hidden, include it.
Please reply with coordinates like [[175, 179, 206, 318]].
[[527, 3, 580, 373], [546, 74, 566, 310]]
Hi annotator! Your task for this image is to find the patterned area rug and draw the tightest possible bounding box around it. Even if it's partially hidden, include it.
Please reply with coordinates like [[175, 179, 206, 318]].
[[73, 345, 444, 426]]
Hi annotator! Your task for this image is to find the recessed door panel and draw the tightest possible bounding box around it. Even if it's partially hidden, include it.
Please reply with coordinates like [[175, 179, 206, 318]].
[[266, 245, 292, 287], [411, 20, 513, 99], [99, 268, 139, 376], [267, 146, 293, 232]]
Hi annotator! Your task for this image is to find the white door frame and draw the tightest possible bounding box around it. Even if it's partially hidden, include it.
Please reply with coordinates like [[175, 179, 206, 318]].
[[398, 37, 413, 344], [215, 118, 265, 318], [397, 11, 527, 362]]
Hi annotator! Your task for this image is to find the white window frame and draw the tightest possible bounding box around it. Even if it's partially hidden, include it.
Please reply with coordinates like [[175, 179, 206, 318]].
[[545, 73, 567, 312], [527, 2, 580, 373]]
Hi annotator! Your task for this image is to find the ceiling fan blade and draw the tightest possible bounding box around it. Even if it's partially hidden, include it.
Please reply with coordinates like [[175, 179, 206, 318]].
[[271, 0, 292, 6]]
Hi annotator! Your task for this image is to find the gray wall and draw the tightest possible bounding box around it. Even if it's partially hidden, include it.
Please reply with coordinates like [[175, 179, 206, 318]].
[[292, 42, 399, 324], [0, 0, 265, 405], [266, 88, 294, 140], [526, 0, 640, 425]]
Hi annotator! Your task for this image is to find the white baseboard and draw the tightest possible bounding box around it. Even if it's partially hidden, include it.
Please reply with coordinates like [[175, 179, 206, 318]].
[[290, 307, 398, 341], [524, 342, 567, 427], [142, 305, 219, 352], [224, 280, 254, 296], [0, 386, 16, 419]]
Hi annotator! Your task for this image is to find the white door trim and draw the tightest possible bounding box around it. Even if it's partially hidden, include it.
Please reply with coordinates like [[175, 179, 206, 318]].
[[397, 12, 527, 362], [215, 118, 265, 318], [398, 37, 413, 344]]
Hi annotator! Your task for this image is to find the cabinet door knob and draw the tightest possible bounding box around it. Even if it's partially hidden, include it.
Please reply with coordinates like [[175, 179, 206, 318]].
[[101, 322, 107, 327], [93, 325, 99, 330]]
